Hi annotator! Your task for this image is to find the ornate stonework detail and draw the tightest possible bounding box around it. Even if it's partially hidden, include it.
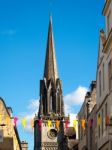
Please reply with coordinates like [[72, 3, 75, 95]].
[[47, 129, 57, 139], [37, 17, 64, 118], [42, 142, 58, 147], [34, 17, 66, 150]]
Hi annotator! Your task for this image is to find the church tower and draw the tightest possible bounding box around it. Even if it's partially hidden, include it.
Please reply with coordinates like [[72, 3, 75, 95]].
[[34, 17, 68, 150]]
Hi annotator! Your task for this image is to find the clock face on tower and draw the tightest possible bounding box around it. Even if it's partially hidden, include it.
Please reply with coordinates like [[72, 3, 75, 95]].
[[47, 129, 57, 139]]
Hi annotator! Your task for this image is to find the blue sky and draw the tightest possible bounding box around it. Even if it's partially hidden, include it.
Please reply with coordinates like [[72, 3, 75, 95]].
[[0, 0, 105, 149]]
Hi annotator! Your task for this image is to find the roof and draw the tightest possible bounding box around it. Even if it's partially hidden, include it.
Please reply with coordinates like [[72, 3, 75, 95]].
[[102, 0, 111, 16], [65, 127, 76, 137], [68, 139, 79, 149], [0, 97, 11, 117], [44, 16, 58, 82]]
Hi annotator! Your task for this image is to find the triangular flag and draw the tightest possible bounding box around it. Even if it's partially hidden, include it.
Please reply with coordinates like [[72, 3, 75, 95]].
[[56, 120, 60, 131], [38, 119, 43, 131], [48, 120, 52, 128], [30, 119, 34, 128], [0, 115, 3, 124], [38, 119, 43, 127], [65, 120, 69, 129], [13, 117, 18, 127], [97, 116, 101, 125], [22, 118, 27, 129], [89, 119, 93, 128], [73, 120, 78, 131], [81, 119, 86, 130], [5, 116, 10, 125], [106, 116, 110, 125]]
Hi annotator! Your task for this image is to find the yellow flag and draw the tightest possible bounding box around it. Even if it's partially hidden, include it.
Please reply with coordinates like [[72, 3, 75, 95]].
[[98, 116, 101, 125], [5, 116, 10, 125], [0, 115, 2, 124], [56, 120, 60, 131], [73, 120, 78, 131], [81, 119, 86, 130], [22, 118, 27, 129], [48, 120, 52, 128], [30, 119, 34, 128]]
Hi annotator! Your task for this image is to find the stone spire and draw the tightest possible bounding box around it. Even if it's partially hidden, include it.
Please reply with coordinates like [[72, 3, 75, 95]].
[[38, 16, 64, 117], [44, 16, 58, 82]]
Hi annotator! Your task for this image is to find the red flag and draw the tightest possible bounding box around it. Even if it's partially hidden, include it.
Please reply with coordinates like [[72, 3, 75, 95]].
[[89, 119, 93, 128], [38, 119, 43, 127], [106, 116, 110, 125], [65, 120, 69, 129], [13, 117, 18, 127], [38, 119, 43, 131]]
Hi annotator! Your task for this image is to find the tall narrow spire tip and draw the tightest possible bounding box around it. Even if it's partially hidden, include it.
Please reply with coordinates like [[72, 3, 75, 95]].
[[44, 16, 58, 82], [50, 14, 52, 23]]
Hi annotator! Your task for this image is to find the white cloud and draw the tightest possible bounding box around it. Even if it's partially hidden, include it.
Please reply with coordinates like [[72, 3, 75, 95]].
[[63, 86, 87, 139], [27, 99, 39, 111], [64, 86, 87, 131], [64, 103, 71, 115], [18, 86, 87, 133], [17, 99, 39, 133], [69, 113, 77, 127], [64, 86, 88, 105], [0, 30, 16, 36]]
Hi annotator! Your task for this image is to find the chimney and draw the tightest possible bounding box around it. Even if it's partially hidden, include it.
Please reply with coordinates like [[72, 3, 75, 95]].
[[21, 141, 28, 150]]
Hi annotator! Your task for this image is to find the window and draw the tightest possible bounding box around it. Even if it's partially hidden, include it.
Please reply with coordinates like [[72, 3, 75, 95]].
[[107, 10, 111, 34], [102, 109, 104, 135], [105, 103, 107, 130], [98, 114, 101, 138], [108, 60, 112, 91], [103, 63, 105, 91], [99, 71, 102, 97], [79, 124, 80, 140], [90, 127, 92, 148]]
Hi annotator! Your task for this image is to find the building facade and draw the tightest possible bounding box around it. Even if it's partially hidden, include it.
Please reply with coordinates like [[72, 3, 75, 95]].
[[78, 81, 97, 150], [78, 1, 112, 149], [0, 97, 27, 150], [34, 17, 69, 150], [87, 81, 97, 150], [96, 0, 112, 149], [78, 94, 88, 150]]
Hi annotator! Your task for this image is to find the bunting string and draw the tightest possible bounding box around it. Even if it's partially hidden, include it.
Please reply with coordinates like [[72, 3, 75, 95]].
[[0, 114, 110, 131]]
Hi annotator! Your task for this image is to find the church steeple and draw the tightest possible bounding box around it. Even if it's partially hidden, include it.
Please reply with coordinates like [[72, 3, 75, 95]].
[[38, 17, 64, 117], [34, 16, 67, 150], [44, 16, 58, 82]]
